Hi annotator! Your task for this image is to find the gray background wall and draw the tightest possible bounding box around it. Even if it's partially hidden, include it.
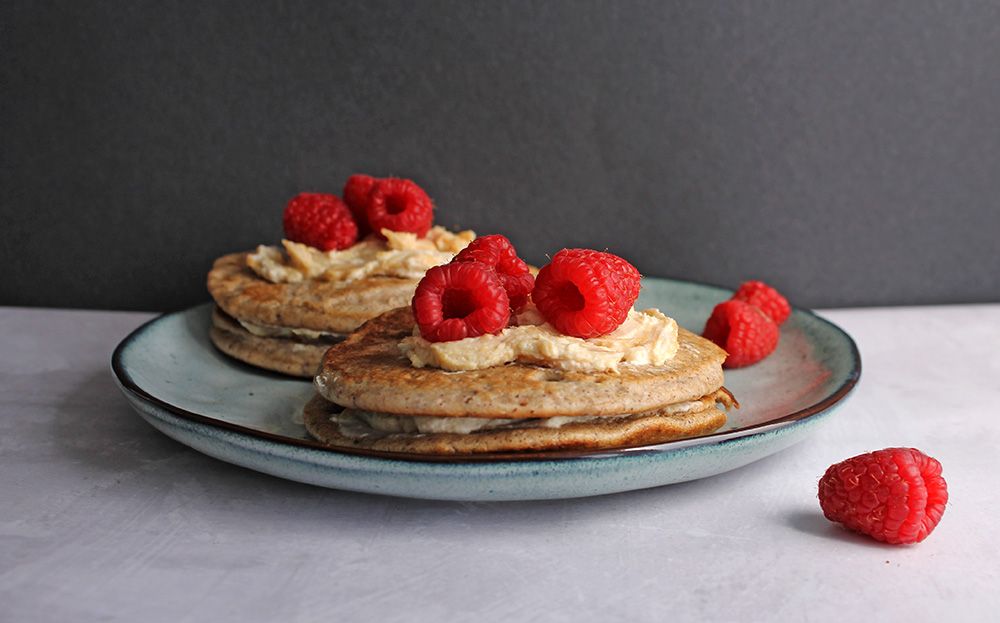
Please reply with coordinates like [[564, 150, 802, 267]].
[[4, 0, 999, 311]]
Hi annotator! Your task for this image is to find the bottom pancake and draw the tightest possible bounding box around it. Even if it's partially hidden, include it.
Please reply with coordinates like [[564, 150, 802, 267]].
[[209, 307, 341, 378], [302, 390, 734, 455]]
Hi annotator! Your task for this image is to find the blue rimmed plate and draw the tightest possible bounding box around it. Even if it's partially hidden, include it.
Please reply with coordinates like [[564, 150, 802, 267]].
[[111, 278, 859, 501]]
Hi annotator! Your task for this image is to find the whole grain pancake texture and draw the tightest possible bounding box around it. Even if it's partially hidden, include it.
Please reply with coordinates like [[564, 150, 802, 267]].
[[209, 307, 337, 378], [307, 307, 737, 455], [206, 226, 475, 378]]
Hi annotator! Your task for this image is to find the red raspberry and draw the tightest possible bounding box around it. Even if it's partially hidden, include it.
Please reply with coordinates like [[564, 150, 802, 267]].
[[452, 235, 535, 312], [604, 253, 642, 305], [342, 174, 377, 237], [702, 300, 779, 368], [282, 193, 358, 251], [411, 261, 510, 342], [732, 280, 791, 325], [366, 177, 434, 238], [818, 448, 948, 545], [532, 249, 641, 338]]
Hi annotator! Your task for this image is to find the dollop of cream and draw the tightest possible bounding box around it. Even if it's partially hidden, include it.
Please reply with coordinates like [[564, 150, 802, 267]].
[[399, 308, 679, 373], [247, 226, 475, 284]]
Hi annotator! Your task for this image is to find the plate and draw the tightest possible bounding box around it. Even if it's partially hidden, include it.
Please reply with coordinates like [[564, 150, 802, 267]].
[[112, 278, 860, 501]]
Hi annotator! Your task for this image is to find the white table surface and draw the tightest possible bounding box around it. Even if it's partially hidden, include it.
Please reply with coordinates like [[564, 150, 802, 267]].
[[1, 304, 998, 622]]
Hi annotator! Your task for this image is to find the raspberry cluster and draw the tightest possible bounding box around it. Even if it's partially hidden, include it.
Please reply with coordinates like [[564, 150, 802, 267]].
[[453, 235, 535, 313], [412, 235, 535, 342], [282, 174, 435, 250], [413, 242, 641, 344], [701, 280, 790, 368]]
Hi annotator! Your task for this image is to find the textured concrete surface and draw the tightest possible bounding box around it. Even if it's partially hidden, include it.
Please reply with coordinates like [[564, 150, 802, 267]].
[[1, 304, 997, 621]]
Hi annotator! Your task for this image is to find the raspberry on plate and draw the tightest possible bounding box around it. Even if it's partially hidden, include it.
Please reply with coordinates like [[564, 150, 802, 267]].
[[282, 193, 358, 251], [411, 261, 511, 342], [732, 280, 791, 325], [366, 177, 434, 238], [342, 174, 378, 237], [532, 249, 641, 338], [818, 448, 948, 544], [701, 299, 778, 368], [452, 234, 535, 313]]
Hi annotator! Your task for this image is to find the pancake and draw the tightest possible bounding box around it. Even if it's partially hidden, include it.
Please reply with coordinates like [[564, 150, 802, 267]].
[[209, 307, 338, 378], [314, 307, 729, 418], [303, 390, 732, 455], [305, 306, 734, 455], [206, 251, 426, 375], [207, 252, 420, 335]]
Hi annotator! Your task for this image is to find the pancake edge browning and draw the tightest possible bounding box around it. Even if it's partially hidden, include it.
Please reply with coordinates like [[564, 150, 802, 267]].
[[303, 390, 734, 455], [207, 252, 422, 334], [209, 307, 338, 378]]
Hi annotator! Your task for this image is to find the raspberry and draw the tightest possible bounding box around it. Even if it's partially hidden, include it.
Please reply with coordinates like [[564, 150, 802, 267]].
[[532, 249, 641, 338], [282, 193, 358, 251], [604, 253, 642, 305], [452, 235, 535, 312], [342, 174, 378, 237], [366, 177, 434, 238], [411, 261, 510, 342], [818, 448, 948, 545], [732, 280, 791, 325], [702, 300, 779, 368]]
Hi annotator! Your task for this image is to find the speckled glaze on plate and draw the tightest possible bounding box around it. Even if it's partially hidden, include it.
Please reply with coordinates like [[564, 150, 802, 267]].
[[111, 278, 860, 501]]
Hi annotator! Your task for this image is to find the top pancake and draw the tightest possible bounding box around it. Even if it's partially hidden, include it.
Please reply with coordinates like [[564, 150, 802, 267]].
[[315, 307, 728, 418], [207, 252, 420, 334]]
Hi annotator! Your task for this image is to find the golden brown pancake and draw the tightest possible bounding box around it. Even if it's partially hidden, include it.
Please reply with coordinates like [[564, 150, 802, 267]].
[[209, 307, 337, 378], [207, 252, 421, 334], [306, 307, 735, 455], [303, 390, 733, 455], [206, 252, 424, 376]]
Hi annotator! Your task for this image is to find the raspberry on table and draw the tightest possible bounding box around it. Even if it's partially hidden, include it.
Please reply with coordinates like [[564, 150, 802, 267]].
[[818, 448, 948, 545], [452, 234, 535, 312], [282, 192, 358, 251], [701, 299, 779, 368], [732, 280, 791, 325], [411, 261, 511, 342], [342, 174, 378, 237], [366, 177, 434, 238], [532, 249, 641, 338]]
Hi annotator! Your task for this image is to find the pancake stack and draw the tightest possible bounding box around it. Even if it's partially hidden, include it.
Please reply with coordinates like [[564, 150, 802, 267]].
[[305, 308, 736, 455], [207, 252, 425, 377]]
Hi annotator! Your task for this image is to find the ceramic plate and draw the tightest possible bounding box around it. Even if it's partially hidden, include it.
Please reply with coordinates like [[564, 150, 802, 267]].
[[112, 278, 860, 501]]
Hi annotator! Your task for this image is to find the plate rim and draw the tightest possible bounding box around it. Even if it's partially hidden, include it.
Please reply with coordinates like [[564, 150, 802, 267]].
[[111, 276, 861, 464]]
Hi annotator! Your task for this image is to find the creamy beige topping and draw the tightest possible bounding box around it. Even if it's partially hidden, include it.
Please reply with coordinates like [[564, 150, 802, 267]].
[[400, 308, 679, 373], [333, 401, 704, 438], [247, 226, 475, 284], [237, 319, 343, 341]]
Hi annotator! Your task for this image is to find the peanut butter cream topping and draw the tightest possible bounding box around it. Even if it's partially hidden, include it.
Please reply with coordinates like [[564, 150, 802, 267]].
[[246, 226, 475, 284], [399, 307, 679, 373]]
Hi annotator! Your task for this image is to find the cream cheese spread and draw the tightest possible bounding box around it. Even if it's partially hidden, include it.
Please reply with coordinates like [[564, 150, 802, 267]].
[[399, 308, 679, 373], [334, 399, 705, 437], [237, 319, 343, 341], [247, 226, 475, 284]]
